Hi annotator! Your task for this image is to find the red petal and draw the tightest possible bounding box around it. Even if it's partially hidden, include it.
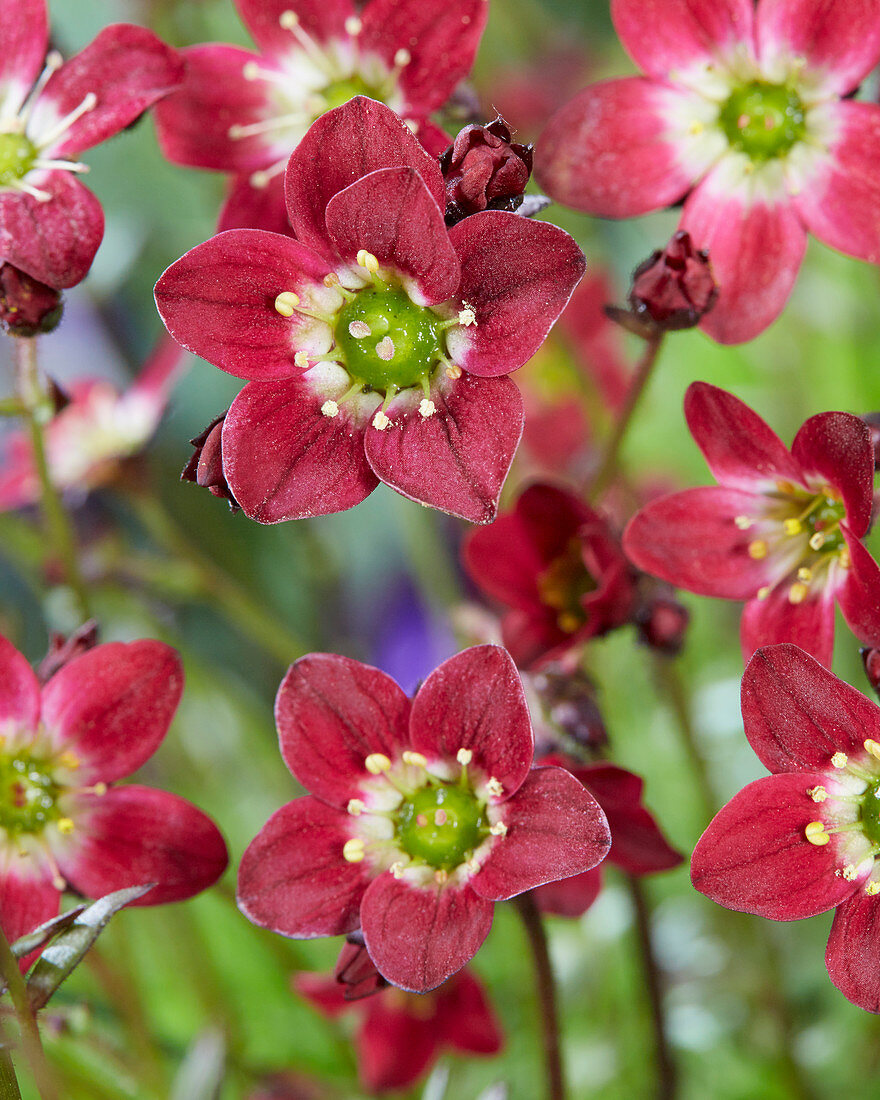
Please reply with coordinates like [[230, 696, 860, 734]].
[[500, 610, 568, 671], [154, 230, 334, 382], [293, 971, 350, 1017], [680, 163, 807, 344], [837, 530, 880, 648], [237, 797, 370, 937], [409, 646, 533, 795], [535, 79, 701, 218], [360, 874, 494, 992], [740, 583, 835, 667], [324, 167, 459, 305], [0, 174, 103, 289], [223, 379, 379, 522], [445, 211, 585, 377], [219, 174, 291, 236], [35, 25, 184, 157], [154, 45, 270, 172], [0, 855, 59, 946], [235, 0, 354, 52], [359, 0, 488, 115], [435, 969, 503, 1054], [0, 0, 48, 90], [825, 891, 880, 1012], [757, 0, 880, 97], [623, 487, 772, 599], [532, 868, 603, 918], [612, 0, 755, 80], [61, 786, 228, 905], [0, 634, 40, 730], [684, 382, 802, 490], [357, 1000, 438, 1090], [363, 374, 523, 525], [275, 653, 411, 805], [40, 641, 182, 783], [790, 412, 873, 537], [741, 643, 880, 773], [690, 772, 861, 920], [471, 767, 610, 901], [284, 97, 445, 260]]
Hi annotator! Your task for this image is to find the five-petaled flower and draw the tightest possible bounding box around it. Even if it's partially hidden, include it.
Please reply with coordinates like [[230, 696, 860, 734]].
[[237, 645, 611, 992], [623, 382, 880, 667], [0, 0, 183, 287], [0, 632, 228, 944], [692, 643, 880, 1013], [155, 97, 585, 525], [154, 0, 487, 234], [537, 0, 880, 343]]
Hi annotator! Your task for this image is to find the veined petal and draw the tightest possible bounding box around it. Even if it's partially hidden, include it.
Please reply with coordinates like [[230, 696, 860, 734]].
[[741, 643, 880, 773], [235, 0, 355, 53], [690, 772, 864, 920], [826, 890, 880, 1013], [154, 230, 335, 382], [275, 653, 411, 806], [0, 634, 40, 731], [790, 411, 874, 536], [445, 211, 585, 377], [680, 157, 807, 344], [360, 873, 494, 992], [836, 530, 880, 650], [409, 646, 534, 796], [740, 582, 835, 667], [219, 173, 291, 236], [470, 767, 610, 901], [324, 167, 459, 305], [0, 852, 58, 947], [0, 0, 48, 93], [364, 374, 523, 525], [40, 641, 183, 783], [237, 797, 370, 937], [223, 378, 379, 522]]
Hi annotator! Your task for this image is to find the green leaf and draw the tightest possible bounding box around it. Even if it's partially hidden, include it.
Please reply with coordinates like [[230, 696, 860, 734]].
[[170, 1027, 226, 1100], [9, 906, 86, 960]]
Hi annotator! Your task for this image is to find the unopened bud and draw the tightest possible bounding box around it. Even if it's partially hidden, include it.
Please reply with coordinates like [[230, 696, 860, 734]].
[[181, 412, 240, 512], [0, 264, 63, 336], [621, 231, 718, 334], [440, 116, 533, 226]]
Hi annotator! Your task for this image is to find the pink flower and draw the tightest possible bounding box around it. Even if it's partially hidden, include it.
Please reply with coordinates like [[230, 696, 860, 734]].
[[0, 0, 183, 287], [623, 382, 880, 667], [154, 0, 486, 233], [691, 643, 880, 1013], [462, 483, 637, 668], [237, 645, 610, 992], [155, 97, 585, 525], [536, 0, 880, 343], [0, 632, 228, 944]]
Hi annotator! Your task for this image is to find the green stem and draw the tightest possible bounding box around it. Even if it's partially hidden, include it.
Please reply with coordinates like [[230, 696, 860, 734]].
[[0, 926, 59, 1100], [587, 333, 665, 503], [513, 893, 566, 1100], [0, 1050, 22, 1100], [12, 335, 90, 622]]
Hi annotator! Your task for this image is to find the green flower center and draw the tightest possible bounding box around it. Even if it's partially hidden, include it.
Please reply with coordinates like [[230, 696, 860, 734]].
[[0, 751, 62, 836], [334, 287, 445, 393], [321, 76, 377, 112], [397, 784, 487, 871], [860, 783, 880, 849], [537, 538, 596, 634], [719, 81, 806, 161], [0, 132, 37, 187]]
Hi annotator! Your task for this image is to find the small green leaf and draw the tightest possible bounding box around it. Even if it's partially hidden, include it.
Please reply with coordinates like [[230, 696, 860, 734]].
[[10, 906, 86, 960]]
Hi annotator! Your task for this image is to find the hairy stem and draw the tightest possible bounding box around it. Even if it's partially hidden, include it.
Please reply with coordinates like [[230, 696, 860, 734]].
[[0, 926, 59, 1100], [0, 1051, 22, 1100], [513, 893, 566, 1100]]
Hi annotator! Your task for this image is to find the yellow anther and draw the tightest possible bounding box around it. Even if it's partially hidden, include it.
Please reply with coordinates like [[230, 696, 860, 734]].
[[807, 786, 828, 802], [688, 120, 704, 135], [457, 748, 473, 766], [274, 291, 300, 316], [51, 873, 66, 891], [434, 868, 448, 884], [445, 363, 462, 380], [757, 585, 771, 600], [92, 782, 107, 796], [372, 410, 391, 431], [390, 861, 406, 878], [489, 821, 508, 837], [59, 751, 80, 770], [365, 753, 392, 774], [866, 880, 880, 896], [804, 821, 830, 846], [294, 351, 310, 368], [797, 567, 812, 583], [486, 777, 504, 798], [356, 250, 379, 274], [321, 400, 339, 418], [734, 515, 753, 530], [57, 817, 74, 835], [809, 531, 826, 550], [842, 864, 858, 881], [839, 547, 851, 569], [347, 799, 365, 816], [747, 540, 768, 560], [458, 305, 477, 327], [865, 739, 880, 761], [394, 48, 411, 67], [279, 10, 298, 28], [344, 15, 362, 34], [558, 612, 580, 633], [242, 61, 261, 81], [418, 399, 435, 418], [783, 518, 803, 536], [323, 272, 340, 287], [343, 838, 365, 863], [831, 752, 848, 769], [788, 582, 808, 605], [402, 751, 427, 768]]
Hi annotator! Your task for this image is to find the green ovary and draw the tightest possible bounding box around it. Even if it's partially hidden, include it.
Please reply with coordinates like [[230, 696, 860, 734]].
[[335, 287, 444, 393], [0, 132, 36, 187], [0, 752, 62, 836], [860, 784, 880, 848], [397, 784, 487, 871], [719, 82, 806, 161], [322, 76, 377, 112]]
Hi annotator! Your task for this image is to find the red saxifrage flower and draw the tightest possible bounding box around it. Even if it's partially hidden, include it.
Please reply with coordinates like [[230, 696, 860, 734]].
[[692, 643, 880, 1013], [624, 382, 880, 667], [237, 645, 611, 992], [155, 97, 585, 525], [154, 0, 487, 234], [0, 0, 183, 287], [0, 633, 228, 944], [537, 0, 880, 343]]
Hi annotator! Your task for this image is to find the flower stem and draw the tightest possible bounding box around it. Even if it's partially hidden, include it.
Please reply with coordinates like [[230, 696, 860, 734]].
[[587, 333, 664, 503], [12, 335, 90, 622], [0, 925, 59, 1100], [0, 1051, 22, 1100], [626, 876, 677, 1100], [513, 893, 566, 1100]]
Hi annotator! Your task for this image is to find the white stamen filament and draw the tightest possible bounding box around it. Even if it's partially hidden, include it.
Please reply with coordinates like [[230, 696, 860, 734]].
[[37, 93, 97, 151], [278, 10, 337, 77], [228, 111, 314, 140]]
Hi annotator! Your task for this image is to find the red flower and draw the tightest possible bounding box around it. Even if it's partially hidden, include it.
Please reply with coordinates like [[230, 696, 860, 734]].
[[537, 0, 880, 343], [0, 633, 228, 944], [237, 645, 610, 992], [0, 0, 182, 287], [463, 483, 636, 667], [533, 756, 683, 917], [691, 643, 880, 1013], [624, 382, 880, 667], [296, 945, 502, 1092], [154, 0, 487, 233], [155, 98, 585, 525]]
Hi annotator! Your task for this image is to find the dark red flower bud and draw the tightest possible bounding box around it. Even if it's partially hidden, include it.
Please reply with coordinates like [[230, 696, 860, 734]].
[[181, 413, 240, 511], [334, 934, 388, 1001], [636, 594, 690, 656], [0, 264, 63, 337], [861, 647, 880, 700], [532, 666, 608, 752], [440, 116, 533, 226], [627, 231, 718, 332], [36, 620, 100, 684]]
